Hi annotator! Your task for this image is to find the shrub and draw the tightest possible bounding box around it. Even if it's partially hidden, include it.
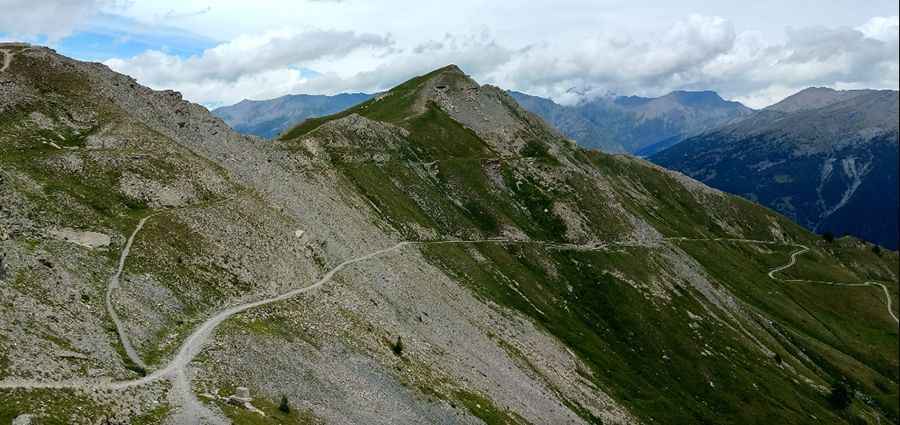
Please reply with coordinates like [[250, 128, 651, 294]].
[[521, 140, 550, 158], [827, 382, 852, 410], [278, 395, 290, 414], [822, 232, 835, 243], [391, 336, 404, 356], [872, 245, 882, 256]]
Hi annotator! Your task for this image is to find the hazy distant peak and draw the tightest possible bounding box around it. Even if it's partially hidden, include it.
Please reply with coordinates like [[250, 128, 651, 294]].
[[764, 86, 876, 113]]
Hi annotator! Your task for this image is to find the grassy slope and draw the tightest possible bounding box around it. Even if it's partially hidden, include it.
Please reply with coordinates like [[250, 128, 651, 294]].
[[279, 68, 899, 424]]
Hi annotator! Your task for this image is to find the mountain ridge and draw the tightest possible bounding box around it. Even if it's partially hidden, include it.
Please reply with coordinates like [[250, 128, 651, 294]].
[[508, 89, 754, 153]]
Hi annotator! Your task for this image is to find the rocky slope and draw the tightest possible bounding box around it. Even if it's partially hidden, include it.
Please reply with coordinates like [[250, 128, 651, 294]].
[[652, 87, 900, 249], [212, 93, 372, 139], [509, 90, 753, 154], [1, 45, 898, 425]]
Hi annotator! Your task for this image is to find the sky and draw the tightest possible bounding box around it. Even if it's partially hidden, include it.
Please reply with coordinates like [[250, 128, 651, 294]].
[[1, 0, 898, 109]]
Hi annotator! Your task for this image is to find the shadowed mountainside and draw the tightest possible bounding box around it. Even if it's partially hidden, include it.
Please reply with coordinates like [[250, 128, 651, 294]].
[[652, 87, 899, 249]]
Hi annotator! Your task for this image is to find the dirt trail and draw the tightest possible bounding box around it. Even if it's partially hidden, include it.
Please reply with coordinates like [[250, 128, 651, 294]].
[[1, 235, 896, 423], [107, 214, 159, 372], [670, 238, 899, 324], [771, 246, 899, 323]]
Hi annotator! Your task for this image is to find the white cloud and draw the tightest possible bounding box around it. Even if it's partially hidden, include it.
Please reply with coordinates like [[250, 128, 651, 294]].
[[485, 14, 737, 102], [0, 0, 122, 41], [486, 14, 899, 108], [706, 17, 899, 106], [857, 15, 899, 41], [104, 29, 393, 104], [100, 13, 899, 109]]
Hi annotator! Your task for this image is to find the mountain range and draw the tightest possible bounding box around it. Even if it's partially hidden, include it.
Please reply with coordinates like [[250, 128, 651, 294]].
[[508, 90, 754, 153], [213, 84, 897, 250], [213, 88, 753, 156], [652, 87, 900, 249], [213, 93, 373, 139], [1, 45, 898, 425]]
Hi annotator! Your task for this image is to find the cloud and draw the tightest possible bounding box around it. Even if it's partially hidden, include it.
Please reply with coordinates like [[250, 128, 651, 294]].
[[857, 16, 899, 41], [487, 14, 898, 108], [100, 14, 899, 109], [0, 0, 121, 41], [161, 6, 213, 21], [702, 17, 900, 106], [486, 14, 738, 103], [104, 29, 393, 104], [105, 30, 510, 106]]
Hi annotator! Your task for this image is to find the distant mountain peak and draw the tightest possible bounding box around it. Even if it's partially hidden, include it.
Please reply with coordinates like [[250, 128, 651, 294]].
[[765, 86, 873, 113], [507, 88, 752, 153], [613, 90, 741, 110], [666, 90, 727, 106]]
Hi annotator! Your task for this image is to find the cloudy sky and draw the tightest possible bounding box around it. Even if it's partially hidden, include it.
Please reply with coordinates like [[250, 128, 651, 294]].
[[2, 0, 898, 108]]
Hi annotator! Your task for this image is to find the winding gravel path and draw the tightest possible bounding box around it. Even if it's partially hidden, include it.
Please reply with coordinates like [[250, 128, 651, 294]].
[[107, 214, 159, 372], [770, 245, 899, 324], [1, 233, 896, 423], [669, 237, 899, 324]]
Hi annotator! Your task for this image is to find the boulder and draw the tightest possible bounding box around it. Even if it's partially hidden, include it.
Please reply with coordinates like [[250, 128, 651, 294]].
[[12, 414, 34, 425], [48, 228, 111, 249]]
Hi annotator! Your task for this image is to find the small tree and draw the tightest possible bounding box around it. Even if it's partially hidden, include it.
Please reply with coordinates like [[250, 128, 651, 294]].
[[872, 245, 882, 256], [521, 140, 550, 159], [391, 336, 404, 356], [822, 232, 835, 243], [278, 395, 290, 414], [828, 382, 852, 410]]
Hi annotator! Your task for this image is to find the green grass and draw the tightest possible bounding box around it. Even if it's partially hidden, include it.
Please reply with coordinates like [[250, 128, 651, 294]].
[[674, 239, 899, 421], [401, 103, 494, 159], [131, 403, 172, 425], [586, 152, 810, 241], [421, 240, 865, 423], [224, 309, 322, 350], [452, 390, 530, 425], [500, 167, 568, 241], [279, 66, 452, 140], [0, 389, 105, 424], [0, 144, 146, 235], [334, 161, 440, 236], [7, 53, 91, 96]]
